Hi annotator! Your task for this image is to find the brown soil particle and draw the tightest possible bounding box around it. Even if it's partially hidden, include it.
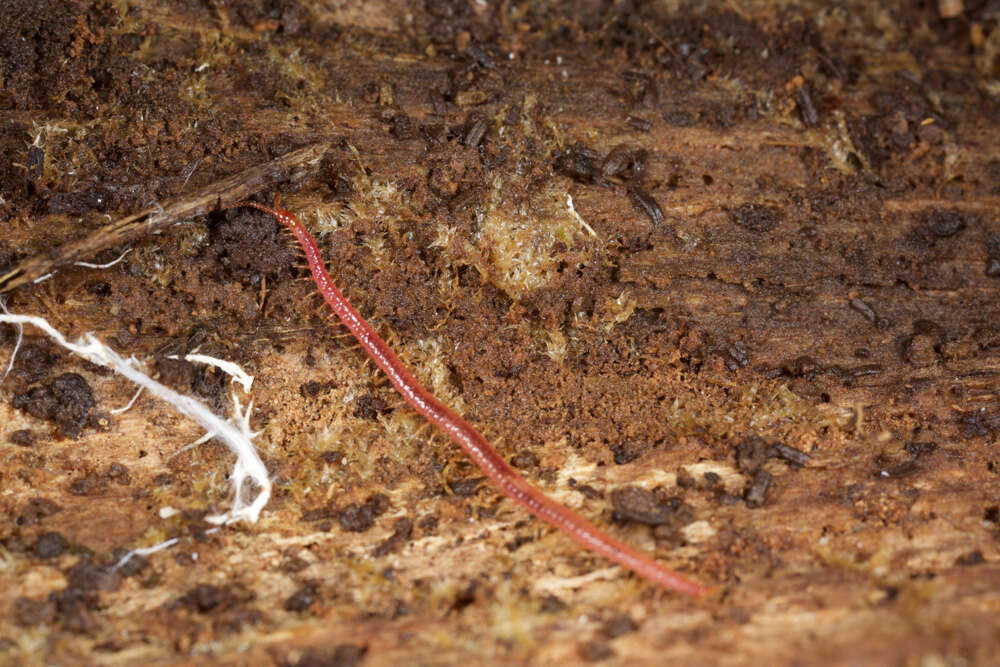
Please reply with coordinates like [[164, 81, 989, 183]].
[[12, 597, 56, 627], [32, 531, 68, 559], [921, 209, 968, 239], [68, 473, 105, 496], [600, 612, 639, 639], [11, 372, 95, 438], [15, 497, 61, 526], [578, 640, 615, 662], [8, 429, 37, 447], [173, 584, 239, 615], [372, 517, 414, 557], [337, 493, 390, 533], [283, 582, 319, 613], [5, 342, 55, 389]]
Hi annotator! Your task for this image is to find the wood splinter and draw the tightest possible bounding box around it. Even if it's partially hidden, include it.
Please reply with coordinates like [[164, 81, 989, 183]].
[[230, 196, 707, 596]]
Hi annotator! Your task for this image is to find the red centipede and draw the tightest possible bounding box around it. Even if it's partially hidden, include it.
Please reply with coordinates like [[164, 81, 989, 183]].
[[232, 197, 706, 597]]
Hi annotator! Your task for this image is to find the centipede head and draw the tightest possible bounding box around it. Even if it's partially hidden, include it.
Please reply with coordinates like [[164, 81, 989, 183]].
[[227, 194, 305, 235], [226, 194, 283, 218]]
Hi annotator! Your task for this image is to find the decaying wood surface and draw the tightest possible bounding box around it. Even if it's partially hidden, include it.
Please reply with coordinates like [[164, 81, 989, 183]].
[[0, 142, 328, 293], [1, 1, 998, 665]]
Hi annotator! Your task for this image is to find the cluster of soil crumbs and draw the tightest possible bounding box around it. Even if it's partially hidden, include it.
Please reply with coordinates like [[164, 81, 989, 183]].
[[1, 0, 998, 665]]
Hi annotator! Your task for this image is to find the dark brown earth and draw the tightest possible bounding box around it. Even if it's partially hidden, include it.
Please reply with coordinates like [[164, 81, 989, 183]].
[[1, 1, 999, 665]]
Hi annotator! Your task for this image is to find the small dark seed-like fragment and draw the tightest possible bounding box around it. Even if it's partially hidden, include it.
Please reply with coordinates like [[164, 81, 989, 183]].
[[626, 115, 651, 131], [924, 209, 966, 238], [510, 451, 539, 469], [554, 143, 601, 183], [602, 145, 632, 179], [769, 443, 810, 467], [611, 486, 674, 525], [629, 188, 664, 224], [451, 476, 485, 497], [601, 145, 647, 180], [745, 469, 772, 508], [849, 298, 877, 323], [912, 319, 942, 336], [464, 117, 488, 148], [796, 85, 819, 126]]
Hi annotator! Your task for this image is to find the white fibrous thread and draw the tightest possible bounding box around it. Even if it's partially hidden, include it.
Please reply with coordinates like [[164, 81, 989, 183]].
[[566, 194, 597, 237], [110, 386, 144, 414], [0, 299, 22, 381], [111, 537, 180, 572], [169, 352, 254, 393], [74, 248, 132, 269], [0, 312, 271, 525]]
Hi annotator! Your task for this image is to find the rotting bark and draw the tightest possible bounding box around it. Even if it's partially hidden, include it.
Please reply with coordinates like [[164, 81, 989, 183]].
[[1, 1, 999, 666]]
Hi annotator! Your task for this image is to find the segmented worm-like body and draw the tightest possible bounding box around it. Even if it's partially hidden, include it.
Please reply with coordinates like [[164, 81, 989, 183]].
[[236, 199, 705, 596]]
